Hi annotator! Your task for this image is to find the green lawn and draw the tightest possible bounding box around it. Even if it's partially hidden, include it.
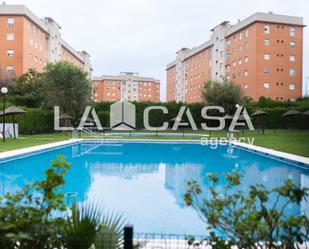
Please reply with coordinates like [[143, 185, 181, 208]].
[[105, 130, 309, 157], [0, 130, 308, 157], [0, 133, 71, 152]]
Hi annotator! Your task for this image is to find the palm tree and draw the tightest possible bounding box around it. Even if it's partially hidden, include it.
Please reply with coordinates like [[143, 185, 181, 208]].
[[64, 202, 125, 249]]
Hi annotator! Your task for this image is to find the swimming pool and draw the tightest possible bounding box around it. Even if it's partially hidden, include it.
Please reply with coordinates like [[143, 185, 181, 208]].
[[0, 140, 308, 235]]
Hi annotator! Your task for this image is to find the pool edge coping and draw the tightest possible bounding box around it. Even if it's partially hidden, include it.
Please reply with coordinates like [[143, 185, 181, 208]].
[[0, 139, 80, 160], [0, 138, 308, 167]]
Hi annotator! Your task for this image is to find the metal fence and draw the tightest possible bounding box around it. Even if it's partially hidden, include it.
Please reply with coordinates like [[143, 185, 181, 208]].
[[123, 226, 207, 249]]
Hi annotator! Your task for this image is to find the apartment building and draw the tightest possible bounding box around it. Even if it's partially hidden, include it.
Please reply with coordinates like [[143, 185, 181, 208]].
[[92, 72, 160, 102], [166, 12, 304, 102], [0, 3, 92, 80]]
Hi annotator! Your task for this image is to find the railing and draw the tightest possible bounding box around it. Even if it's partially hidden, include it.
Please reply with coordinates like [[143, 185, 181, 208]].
[[120, 226, 206, 249], [77, 127, 105, 140]]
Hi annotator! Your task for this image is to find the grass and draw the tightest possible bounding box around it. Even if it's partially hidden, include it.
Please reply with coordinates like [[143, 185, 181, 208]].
[[0, 130, 308, 157], [0, 133, 71, 152]]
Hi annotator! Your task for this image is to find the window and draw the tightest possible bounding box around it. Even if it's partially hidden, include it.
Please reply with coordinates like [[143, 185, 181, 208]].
[[227, 39, 230, 46], [238, 45, 242, 51], [264, 25, 270, 34], [6, 65, 14, 73], [263, 82, 270, 89], [244, 56, 248, 63], [264, 68, 270, 75], [264, 53, 270, 60], [7, 33, 14, 40], [245, 29, 249, 38], [233, 61, 236, 67], [239, 32, 242, 40], [290, 27, 296, 36], [290, 41, 296, 48], [289, 83, 295, 90], [238, 59, 242, 65], [7, 18, 14, 28], [289, 55, 295, 62], [245, 42, 248, 48], [264, 39, 271, 46], [244, 71, 248, 77], [7, 49, 14, 57], [226, 52, 231, 59], [289, 69, 296, 76]]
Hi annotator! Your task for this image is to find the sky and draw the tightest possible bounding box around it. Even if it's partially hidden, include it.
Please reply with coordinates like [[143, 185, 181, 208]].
[[4, 0, 309, 100]]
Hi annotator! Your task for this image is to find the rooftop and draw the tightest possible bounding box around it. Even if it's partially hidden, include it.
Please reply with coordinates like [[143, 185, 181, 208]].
[[166, 12, 304, 69], [93, 73, 160, 84]]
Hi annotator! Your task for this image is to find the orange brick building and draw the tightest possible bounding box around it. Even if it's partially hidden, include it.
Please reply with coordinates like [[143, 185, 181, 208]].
[[166, 12, 304, 102], [0, 4, 92, 80], [93, 72, 160, 102]]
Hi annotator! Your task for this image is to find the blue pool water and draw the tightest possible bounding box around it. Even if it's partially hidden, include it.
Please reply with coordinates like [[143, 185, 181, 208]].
[[0, 141, 308, 235]]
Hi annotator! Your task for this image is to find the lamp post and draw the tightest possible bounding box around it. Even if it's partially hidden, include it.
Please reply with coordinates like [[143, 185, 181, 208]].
[[305, 77, 309, 97], [1, 87, 8, 142]]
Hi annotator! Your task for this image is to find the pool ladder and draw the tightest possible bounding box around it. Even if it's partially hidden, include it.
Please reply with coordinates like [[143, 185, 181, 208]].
[[77, 127, 105, 140]]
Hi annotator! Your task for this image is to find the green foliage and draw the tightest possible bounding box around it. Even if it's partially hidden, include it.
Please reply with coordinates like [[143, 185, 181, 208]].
[[64, 202, 125, 249], [0, 156, 70, 249], [202, 79, 244, 114], [64, 202, 102, 249], [42, 62, 91, 121], [95, 211, 125, 249], [8, 69, 45, 108], [0, 156, 126, 249], [185, 171, 309, 249], [8, 107, 54, 134]]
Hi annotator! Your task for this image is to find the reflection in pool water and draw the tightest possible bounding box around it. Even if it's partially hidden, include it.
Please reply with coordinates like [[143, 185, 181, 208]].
[[0, 141, 308, 235]]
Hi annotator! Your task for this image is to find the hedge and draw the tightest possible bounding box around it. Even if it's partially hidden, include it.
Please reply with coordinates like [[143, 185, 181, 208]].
[[4, 100, 309, 135], [5, 108, 54, 135]]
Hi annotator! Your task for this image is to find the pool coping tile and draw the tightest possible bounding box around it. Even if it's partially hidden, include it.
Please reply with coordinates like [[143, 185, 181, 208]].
[[0, 138, 308, 168]]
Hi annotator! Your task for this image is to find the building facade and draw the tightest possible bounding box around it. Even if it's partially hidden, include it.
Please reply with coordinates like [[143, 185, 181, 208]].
[[0, 4, 92, 80], [166, 12, 304, 102], [92, 72, 160, 102]]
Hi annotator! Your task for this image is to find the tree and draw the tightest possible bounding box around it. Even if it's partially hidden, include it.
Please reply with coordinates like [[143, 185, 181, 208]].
[[8, 69, 45, 108], [0, 156, 70, 249], [42, 61, 91, 121], [185, 171, 309, 249], [0, 156, 126, 249], [202, 79, 244, 114]]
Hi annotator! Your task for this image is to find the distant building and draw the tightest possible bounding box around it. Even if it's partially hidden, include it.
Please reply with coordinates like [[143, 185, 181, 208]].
[[166, 12, 304, 102], [92, 72, 160, 102], [0, 3, 92, 79]]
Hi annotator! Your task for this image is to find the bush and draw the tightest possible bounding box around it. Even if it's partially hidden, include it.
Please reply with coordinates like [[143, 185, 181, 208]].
[[0, 156, 126, 249], [185, 171, 309, 249], [7, 98, 309, 135], [5, 107, 54, 135]]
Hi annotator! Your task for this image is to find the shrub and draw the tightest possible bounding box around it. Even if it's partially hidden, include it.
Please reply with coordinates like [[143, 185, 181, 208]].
[[185, 171, 309, 249], [7, 108, 54, 134]]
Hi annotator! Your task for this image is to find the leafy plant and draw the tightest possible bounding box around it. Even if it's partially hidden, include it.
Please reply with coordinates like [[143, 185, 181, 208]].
[[185, 171, 309, 249], [94, 211, 125, 249], [42, 61, 92, 121], [0, 155, 70, 249], [64, 202, 102, 249], [64, 202, 125, 249], [202, 79, 244, 114]]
